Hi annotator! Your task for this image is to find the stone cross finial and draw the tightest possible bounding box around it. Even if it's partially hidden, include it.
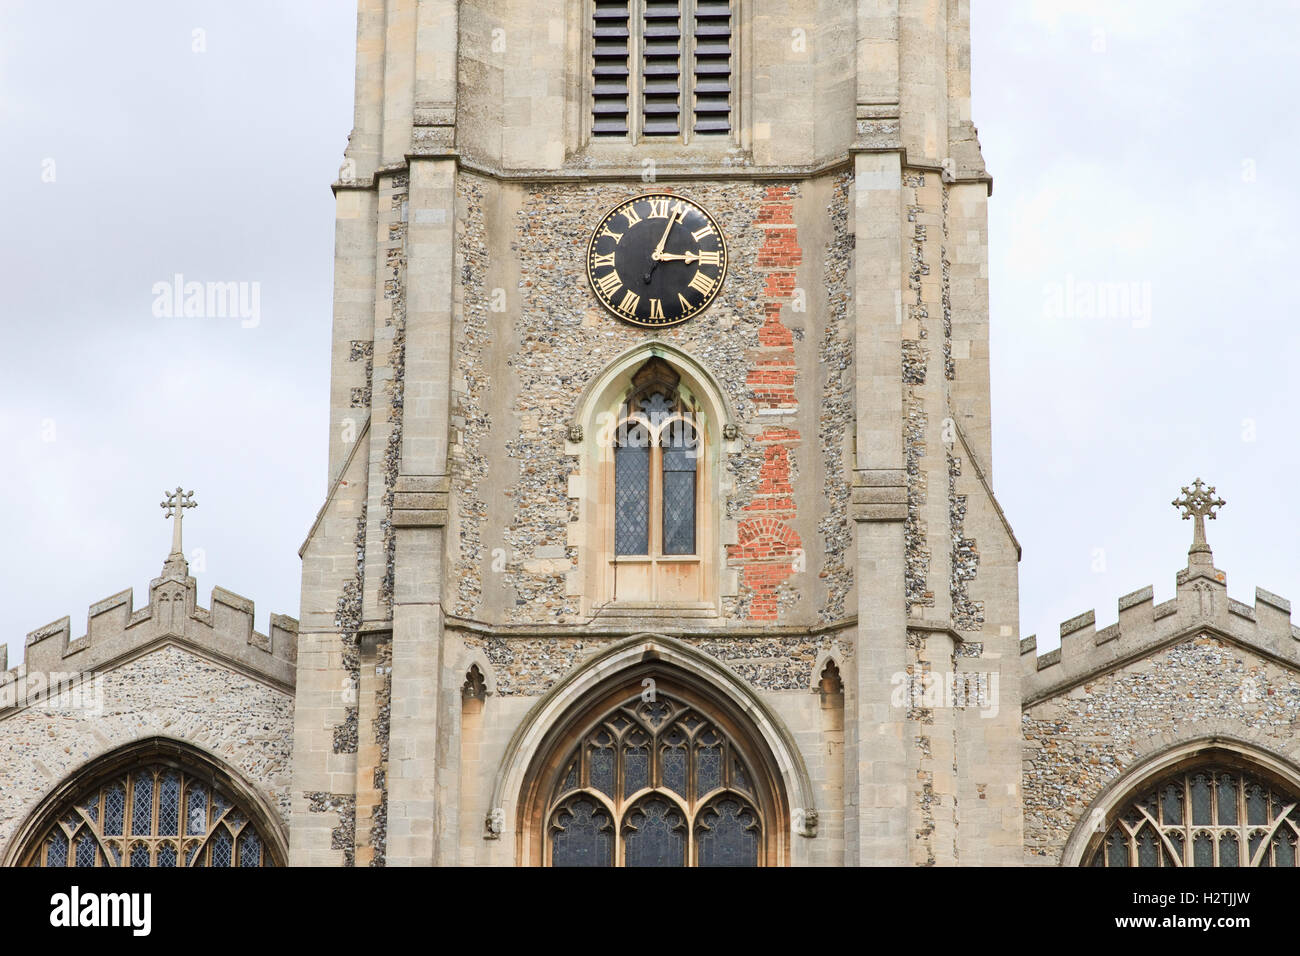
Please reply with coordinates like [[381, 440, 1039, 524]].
[[1172, 478, 1224, 560], [160, 487, 197, 557]]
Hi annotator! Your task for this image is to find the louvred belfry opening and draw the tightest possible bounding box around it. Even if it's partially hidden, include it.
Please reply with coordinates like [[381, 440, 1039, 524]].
[[591, 1, 732, 143]]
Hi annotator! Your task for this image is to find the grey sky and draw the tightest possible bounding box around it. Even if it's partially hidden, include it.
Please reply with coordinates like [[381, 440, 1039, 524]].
[[3, 1, 1297, 670]]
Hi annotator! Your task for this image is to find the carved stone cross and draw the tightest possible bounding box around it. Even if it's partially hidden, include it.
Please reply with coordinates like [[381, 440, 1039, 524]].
[[160, 487, 197, 557], [1172, 478, 1224, 557]]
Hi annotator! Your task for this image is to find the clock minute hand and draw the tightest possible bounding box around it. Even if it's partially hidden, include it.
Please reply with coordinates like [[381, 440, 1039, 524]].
[[651, 208, 683, 261], [643, 208, 684, 283], [639, 208, 681, 282]]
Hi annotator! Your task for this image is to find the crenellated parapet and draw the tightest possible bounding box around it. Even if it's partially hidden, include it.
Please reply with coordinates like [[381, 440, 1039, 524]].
[[1, 560, 297, 712], [1021, 560, 1299, 706]]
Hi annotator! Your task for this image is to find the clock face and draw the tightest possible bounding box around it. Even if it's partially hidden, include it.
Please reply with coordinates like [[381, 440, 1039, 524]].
[[586, 193, 728, 328]]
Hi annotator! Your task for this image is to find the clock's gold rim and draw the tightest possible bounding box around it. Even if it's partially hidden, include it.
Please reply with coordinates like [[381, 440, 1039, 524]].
[[584, 191, 729, 329]]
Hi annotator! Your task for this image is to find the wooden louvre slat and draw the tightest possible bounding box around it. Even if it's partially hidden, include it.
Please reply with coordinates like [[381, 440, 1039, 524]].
[[693, 2, 730, 134], [641, 2, 681, 136], [593, 0, 631, 136]]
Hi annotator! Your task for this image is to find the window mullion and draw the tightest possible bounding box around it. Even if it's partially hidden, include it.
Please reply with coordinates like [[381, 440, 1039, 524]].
[[650, 443, 663, 558]]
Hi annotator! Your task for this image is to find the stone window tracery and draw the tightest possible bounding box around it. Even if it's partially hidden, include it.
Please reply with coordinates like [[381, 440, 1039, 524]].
[[21, 763, 279, 868], [1089, 763, 1300, 867], [543, 690, 764, 867]]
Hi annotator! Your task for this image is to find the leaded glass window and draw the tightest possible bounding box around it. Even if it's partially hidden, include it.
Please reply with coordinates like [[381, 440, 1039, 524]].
[[545, 690, 763, 866], [22, 764, 278, 868], [1088, 764, 1300, 867], [615, 422, 651, 555], [661, 419, 698, 555], [612, 392, 699, 557]]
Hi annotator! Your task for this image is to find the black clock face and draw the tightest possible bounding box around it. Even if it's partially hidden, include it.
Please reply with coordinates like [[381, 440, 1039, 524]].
[[586, 193, 728, 327]]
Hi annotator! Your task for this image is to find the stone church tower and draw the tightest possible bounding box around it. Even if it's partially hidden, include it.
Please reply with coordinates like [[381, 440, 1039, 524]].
[[6, 0, 1299, 872], [290, 0, 1024, 866]]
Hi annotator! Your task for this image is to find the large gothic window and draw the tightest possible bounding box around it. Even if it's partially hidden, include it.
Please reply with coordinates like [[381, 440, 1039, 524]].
[[608, 358, 704, 603], [20, 761, 281, 868], [591, 0, 733, 143], [1088, 763, 1300, 867], [541, 690, 768, 867]]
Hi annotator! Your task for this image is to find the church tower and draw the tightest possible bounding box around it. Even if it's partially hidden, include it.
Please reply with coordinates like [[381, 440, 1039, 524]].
[[290, 0, 1024, 866]]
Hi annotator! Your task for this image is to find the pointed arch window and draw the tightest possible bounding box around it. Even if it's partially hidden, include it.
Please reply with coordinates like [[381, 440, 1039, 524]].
[[1088, 763, 1300, 867], [608, 358, 705, 603], [614, 401, 699, 557], [543, 690, 766, 867], [17, 753, 282, 868]]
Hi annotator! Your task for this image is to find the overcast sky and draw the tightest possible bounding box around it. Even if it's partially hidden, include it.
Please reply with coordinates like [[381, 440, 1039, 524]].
[[2, 1, 1297, 671]]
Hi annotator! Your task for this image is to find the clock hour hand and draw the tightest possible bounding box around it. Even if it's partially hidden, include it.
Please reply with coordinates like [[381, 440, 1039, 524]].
[[652, 251, 700, 263]]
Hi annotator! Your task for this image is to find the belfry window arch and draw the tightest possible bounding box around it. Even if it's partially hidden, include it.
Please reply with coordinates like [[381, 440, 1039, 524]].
[[10, 739, 284, 868], [1085, 754, 1300, 868], [519, 671, 788, 866]]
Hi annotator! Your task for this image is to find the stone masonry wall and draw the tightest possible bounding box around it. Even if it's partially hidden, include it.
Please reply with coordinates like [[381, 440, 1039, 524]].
[[0, 645, 294, 857], [1022, 633, 1300, 863], [448, 172, 854, 630], [459, 629, 852, 698]]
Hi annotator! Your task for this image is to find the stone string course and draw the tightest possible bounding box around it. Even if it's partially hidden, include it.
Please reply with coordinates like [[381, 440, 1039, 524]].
[[461, 630, 852, 697]]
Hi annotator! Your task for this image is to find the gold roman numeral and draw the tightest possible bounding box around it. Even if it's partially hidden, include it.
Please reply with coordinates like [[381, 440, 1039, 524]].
[[647, 198, 670, 219], [696, 250, 720, 267], [617, 290, 641, 315], [595, 271, 622, 298], [592, 252, 616, 270], [648, 298, 665, 320], [598, 227, 624, 244], [687, 271, 716, 296], [620, 205, 643, 227], [691, 222, 716, 242], [677, 293, 692, 313]]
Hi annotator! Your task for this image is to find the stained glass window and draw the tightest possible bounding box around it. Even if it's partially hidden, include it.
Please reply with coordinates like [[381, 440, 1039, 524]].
[[22, 763, 278, 868], [696, 796, 760, 867], [550, 796, 615, 867], [623, 796, 687, 867], [544, 690, 765, 866], [1088, 764, 1300, 867]]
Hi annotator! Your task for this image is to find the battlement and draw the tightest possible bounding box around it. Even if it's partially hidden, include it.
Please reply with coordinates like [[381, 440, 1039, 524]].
[[1022, 562, 1300, 706], [1, 567, 297, 708]]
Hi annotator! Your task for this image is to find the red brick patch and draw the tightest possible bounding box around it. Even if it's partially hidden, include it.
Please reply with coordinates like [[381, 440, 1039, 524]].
[[728, 186, 803, 621]]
